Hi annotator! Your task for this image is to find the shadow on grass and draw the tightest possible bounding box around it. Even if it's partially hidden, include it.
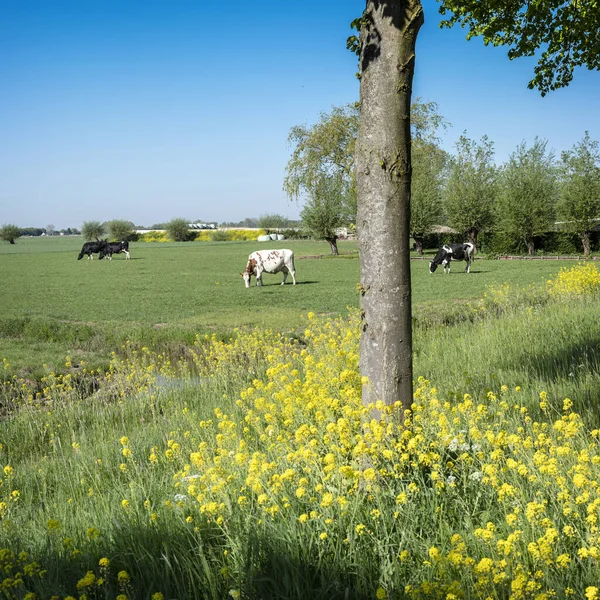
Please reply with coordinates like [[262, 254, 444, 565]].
[[27, 523, 376, 600], [433, 270, 487, 275], [437, 330, 600, 423], [500, 334, 600, 416], [249, 281, 318, 286]]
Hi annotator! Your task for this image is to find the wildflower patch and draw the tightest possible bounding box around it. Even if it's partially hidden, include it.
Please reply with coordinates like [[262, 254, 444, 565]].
[[547, 262, 600, 298]]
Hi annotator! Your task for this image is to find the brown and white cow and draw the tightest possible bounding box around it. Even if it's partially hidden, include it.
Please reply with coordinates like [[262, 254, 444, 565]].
[[241, 249, 296, 288]]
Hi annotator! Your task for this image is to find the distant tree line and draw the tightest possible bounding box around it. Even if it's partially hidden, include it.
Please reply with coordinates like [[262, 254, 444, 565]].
[[0, 225, 82, 244], [284, 103, 600, 257], [0, 217, 304, 246]]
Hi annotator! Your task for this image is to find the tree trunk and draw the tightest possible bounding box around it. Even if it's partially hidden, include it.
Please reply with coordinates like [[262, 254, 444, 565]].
[[356, 0, 423, 416], [466, 228, 478, 253], [581, 232, 591, 258], [525, 237, 535, 255], [326, 236, 339, 255], [413, 236, 423, 255]]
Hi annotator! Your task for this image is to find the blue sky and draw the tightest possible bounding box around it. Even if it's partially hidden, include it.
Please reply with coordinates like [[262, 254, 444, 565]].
[[1, 1, 598, 229]]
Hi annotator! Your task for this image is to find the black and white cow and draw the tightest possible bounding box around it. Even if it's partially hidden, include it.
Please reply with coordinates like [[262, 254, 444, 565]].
[[241, 249, 296, 287], [429, 242, 475, 274], [103, 241, 130, 260], [77, 239, 108, 260]]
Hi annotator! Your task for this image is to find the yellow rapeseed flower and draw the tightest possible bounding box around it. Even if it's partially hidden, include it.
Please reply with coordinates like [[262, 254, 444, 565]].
[[76, 571, 96, 589], [586, 587, 599, 600]]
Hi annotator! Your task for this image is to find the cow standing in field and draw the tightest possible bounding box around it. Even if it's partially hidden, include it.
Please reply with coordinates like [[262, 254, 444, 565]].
[[241, 249, 296, 287], [77, 239, 108, 260], [429, 242, 475, 274], [103, 241, 130, 260]]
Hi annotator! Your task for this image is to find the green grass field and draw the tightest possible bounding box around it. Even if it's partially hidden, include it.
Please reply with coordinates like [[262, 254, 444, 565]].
[[0, 236, 585, 378], [0, 236, 581, 325]]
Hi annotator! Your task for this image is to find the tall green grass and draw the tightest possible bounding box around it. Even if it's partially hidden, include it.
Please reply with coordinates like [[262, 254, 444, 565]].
[[415, 298, 600, 424]]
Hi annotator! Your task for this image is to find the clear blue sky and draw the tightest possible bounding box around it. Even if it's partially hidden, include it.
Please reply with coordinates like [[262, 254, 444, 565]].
[[1, 0, 598, 229]]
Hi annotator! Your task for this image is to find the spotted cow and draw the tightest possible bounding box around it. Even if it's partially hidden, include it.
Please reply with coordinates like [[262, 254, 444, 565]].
[[104, 241, 130, 260], [429, 242, 475, 274], [241, 249, 296, 287]]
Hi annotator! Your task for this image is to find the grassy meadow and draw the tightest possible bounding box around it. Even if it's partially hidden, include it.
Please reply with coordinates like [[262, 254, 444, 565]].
[[1, 237, 600, 599], [0, 236, 581, 379]]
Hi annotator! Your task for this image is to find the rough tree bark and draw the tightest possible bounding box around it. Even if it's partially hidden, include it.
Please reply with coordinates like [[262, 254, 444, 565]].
[[581, 232, 591, 258], [356, 0, 423, 416], [525, 237, 535, 256], [413, 236, 424, 255], [466, 228, 479, 253], [325, 236, 340, 255]]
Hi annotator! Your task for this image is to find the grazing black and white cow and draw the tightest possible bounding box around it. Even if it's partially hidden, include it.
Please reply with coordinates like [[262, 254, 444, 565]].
[[77, 239, 108, 260], [241, 249, 296, 287], [429, 242, 475, 274], [103, 241, 130, 260]]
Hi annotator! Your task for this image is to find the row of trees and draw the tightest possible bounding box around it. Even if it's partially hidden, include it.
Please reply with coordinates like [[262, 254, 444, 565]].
[[284, 102, 600, 257], [1, 215, 307, 245], [0, 221, 138, 245], [445, 132, 600, 257], [0, 225, 81, 244]]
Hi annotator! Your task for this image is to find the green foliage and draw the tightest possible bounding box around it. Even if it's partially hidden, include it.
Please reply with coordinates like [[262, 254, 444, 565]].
[[410, 97, 450, 143], [411, 140, 446, 250], [439, 0, 600, 95], [106, 219, 137, 242], [557, 132, 600, 256], [210, 229, 231, 242], [444, 134, 498, 248], [410, 100, 449, 253], [165, 218, 194, 242], [279, 228, 310, 240], [284, 104, 358, 208], [480, 230, 599, 256], [20, 227, 45, 237], [0, 224, 21, 244], [496, 138, 557, 254], [285, 100, 449, 231], [81, 220, 106, 241], [257, 213, 291, 231], [300, 177, 347, 254]]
